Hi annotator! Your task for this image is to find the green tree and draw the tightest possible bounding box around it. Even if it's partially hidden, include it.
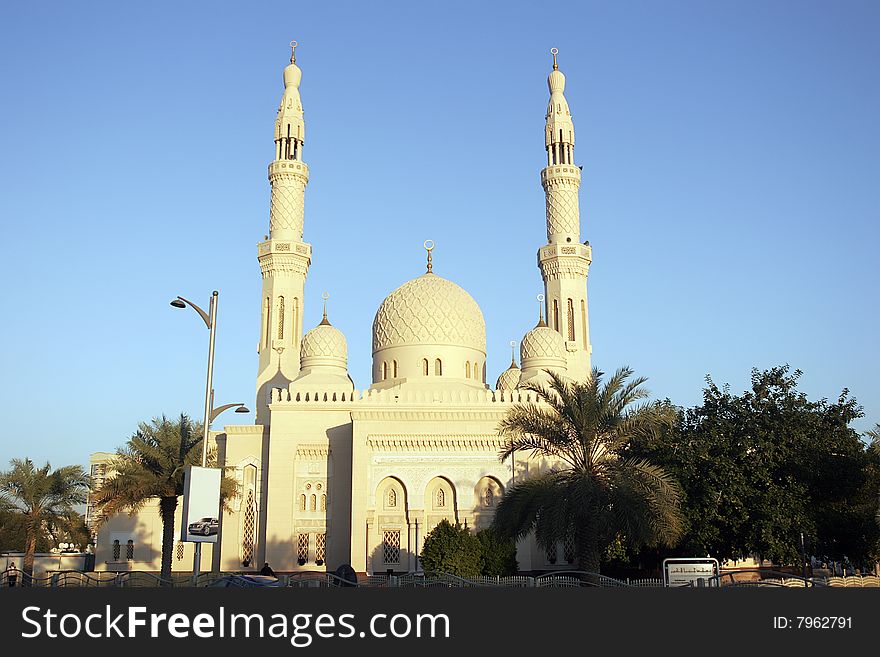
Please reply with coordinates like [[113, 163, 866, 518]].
[[632, 366, 880, 567], [92, 414, 236, 582], [419, 519, 482, 578], [475, 528, 518, 576], [0, 459, 90, 580], [492, 367, 684, 573]]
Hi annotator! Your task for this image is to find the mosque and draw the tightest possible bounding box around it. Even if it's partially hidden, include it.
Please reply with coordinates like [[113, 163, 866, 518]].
[[91, 44, 594, 574]]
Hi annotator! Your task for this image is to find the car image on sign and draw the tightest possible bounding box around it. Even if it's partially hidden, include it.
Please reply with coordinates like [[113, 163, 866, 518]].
[[188, 517, 219, 536]]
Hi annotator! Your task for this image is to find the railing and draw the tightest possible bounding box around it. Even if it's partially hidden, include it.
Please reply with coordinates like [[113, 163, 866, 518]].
[[5, 569, 872, 589]]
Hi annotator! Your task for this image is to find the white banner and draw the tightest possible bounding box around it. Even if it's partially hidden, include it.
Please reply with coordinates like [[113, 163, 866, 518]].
[[180, 466, 221, 543]]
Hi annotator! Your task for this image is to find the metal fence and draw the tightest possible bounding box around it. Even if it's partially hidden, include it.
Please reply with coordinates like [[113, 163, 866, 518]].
[[4, 568, 875, 589]]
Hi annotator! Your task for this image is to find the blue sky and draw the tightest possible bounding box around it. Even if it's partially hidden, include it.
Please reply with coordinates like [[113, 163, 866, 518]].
[[1, 1, 878, 470]]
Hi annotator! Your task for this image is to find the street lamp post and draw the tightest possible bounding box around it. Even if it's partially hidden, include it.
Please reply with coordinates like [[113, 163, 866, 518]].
[[171, 290, 248, 583]]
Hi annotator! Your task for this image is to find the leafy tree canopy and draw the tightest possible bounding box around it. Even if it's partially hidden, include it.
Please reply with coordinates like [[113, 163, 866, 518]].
[[630, 365, 880, 567]]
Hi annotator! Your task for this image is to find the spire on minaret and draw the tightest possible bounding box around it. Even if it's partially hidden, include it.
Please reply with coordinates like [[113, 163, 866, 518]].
[[509, 340, 518, 368]]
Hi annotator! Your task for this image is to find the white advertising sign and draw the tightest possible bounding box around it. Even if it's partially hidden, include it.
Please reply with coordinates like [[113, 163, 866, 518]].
[[663, 558, 720, 587], [180, 465, 221, 543]]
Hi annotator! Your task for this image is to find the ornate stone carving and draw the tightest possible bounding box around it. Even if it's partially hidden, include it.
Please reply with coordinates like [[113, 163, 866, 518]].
[[372, 274, 486, 352], [269, 170, 309, 237], [495, 365, 521, 391], [520, 325, 565, 360], [301, 324, 347, 359]]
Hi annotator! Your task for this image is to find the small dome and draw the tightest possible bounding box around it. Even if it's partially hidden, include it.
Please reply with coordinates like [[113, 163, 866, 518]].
[[373, 273, 486, 353], [496, 363, 521, 391], [520, 325, 565, 363], [301, 322, 347, 363], [548, 68, 565, 94]]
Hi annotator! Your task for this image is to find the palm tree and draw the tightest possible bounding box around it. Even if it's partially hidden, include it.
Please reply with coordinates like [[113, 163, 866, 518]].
[[492, 367, 684, 573], [868, 423, 880, 454], [92, 414, 236, 583], [0, 459, 90, 581]]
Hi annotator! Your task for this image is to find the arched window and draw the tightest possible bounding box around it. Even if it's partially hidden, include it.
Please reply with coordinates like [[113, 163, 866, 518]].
[[436, 488, 446, 507], [387, 488, 397, 507], [393, 360, 398, 377], [435, 359, 442, 376], [299, 494, 306, 511], [112, 540, 120, 561], [382, 362, 388, 380], [567, 298, 575, 341], [553, 299, 560, 332], [581, 300, 588, 349], [277, 296, 285, 339], [263, 297, 270, 349], [310, 494, 317, 511], [126, 539, 134, 561], [243, 490, 256, 567], [465, 361, 471, 378], [484, 487, 494, 507], [422, 359, 429, 376], [320, 494, 326, 512], [474, 362, 480, 380]]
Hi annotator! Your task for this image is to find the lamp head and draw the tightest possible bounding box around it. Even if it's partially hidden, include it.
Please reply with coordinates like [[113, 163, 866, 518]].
[[235, 406, 250, 414], [170, 299, 186, 309]]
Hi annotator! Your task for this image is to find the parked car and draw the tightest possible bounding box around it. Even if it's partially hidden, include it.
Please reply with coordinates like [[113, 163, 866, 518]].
[[188, 517, 219, 536], [207, 575, 283, 588]]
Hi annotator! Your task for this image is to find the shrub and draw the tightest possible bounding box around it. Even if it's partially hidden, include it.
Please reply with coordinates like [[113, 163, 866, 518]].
[[419, 519, 482, 578]]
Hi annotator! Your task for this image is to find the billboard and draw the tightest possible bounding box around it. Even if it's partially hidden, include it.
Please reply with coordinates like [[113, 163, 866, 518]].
[[663, 558, 720, 587], [180, 465, 221, 543]]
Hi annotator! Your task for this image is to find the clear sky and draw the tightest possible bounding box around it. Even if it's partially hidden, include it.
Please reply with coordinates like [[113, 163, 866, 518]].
[[1, 0, 878, 471]]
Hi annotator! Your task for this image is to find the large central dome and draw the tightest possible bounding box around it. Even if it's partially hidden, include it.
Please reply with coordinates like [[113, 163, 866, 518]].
[[372, 273, 486, 353]]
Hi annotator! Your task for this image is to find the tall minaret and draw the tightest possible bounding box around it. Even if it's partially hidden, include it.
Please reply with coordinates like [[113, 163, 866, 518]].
[[537, 48, 592, 381], [256, 41, 312, 421]]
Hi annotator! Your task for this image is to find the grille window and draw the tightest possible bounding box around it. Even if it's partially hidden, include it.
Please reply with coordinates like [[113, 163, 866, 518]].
[[383, 530, 401, 565], [315, 533, 326, 565], [297, 534, 309, 565]]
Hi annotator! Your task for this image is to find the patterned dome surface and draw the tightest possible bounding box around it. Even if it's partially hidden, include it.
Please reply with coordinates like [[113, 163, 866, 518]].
[[520, 325, 565, 361], [496, 365, 521, 390], [372, 273, 486, 353], [301, 323, 347, 360]]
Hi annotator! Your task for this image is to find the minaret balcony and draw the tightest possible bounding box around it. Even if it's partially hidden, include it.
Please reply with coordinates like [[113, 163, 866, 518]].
[[269, 160, 310, 177], [258, 239, 312, 258], [538, 242, 592, 262], [540, 165, 581, 184]]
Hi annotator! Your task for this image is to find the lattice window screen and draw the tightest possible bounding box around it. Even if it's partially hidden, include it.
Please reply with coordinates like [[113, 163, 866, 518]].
[[277, 296, 285, 339], [315, 533, 326, 564], [546, 542, 558, 565], [484, 487, 494, 506], [126, 540, 134, 561], [297, 534, 309, 564], [242, 491, 256, 566], [176, 541, 185, 561], [112, 540, 120, 561], [383, 530, 401, 565], [564, 533, 576, 564]]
